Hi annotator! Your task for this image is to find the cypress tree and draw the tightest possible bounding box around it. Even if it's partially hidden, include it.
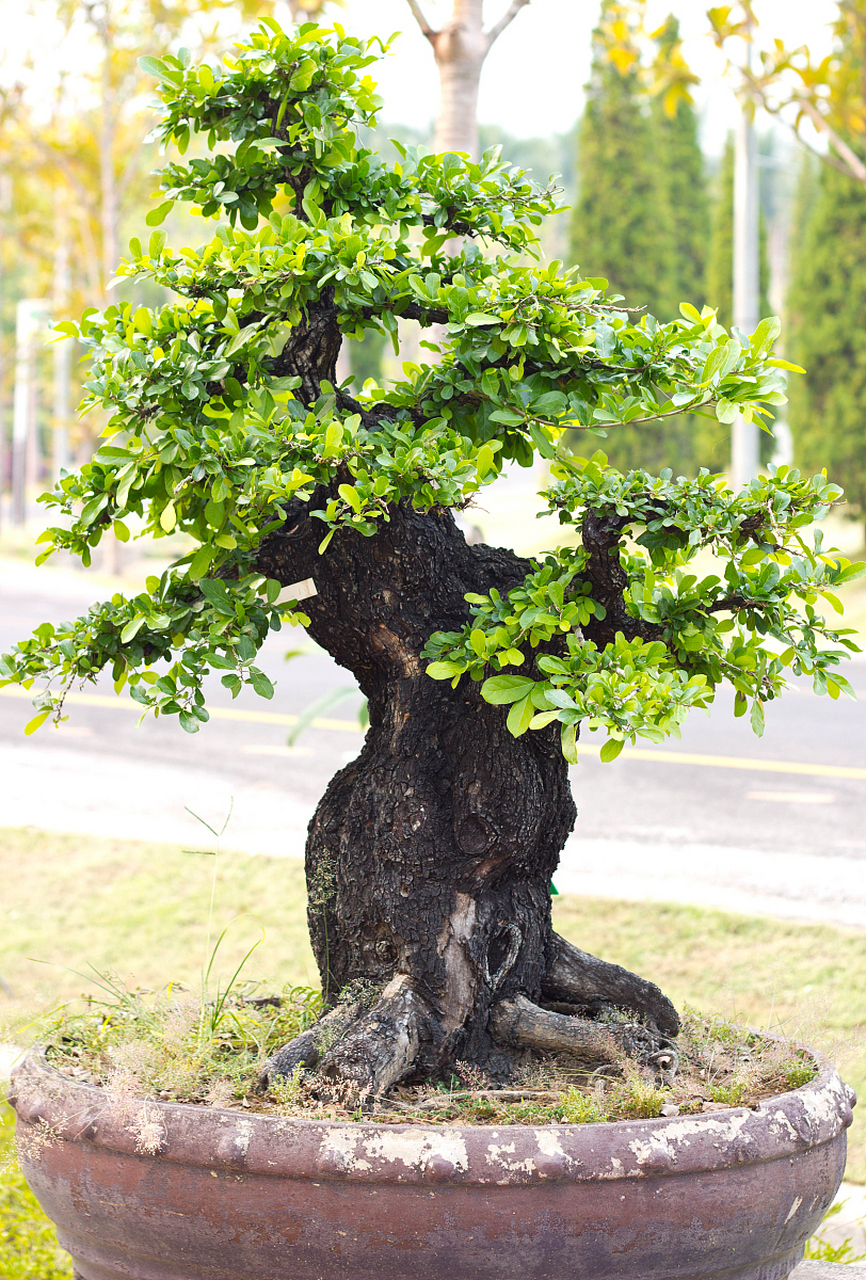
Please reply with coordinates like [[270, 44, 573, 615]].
[[570, 4, 674, 318], [650, 17, 709, 319], [568, 7, 707, 476], [786, 159, 866, 542]]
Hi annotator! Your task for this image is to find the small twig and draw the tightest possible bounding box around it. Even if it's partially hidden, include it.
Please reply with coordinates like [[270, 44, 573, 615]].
[[793, 97, 866, 186], [485, 0, 531, 50], [405, 0, 437, 40]]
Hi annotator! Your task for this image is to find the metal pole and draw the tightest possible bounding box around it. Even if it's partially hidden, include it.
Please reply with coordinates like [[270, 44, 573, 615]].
[[53, 235, 72, 480], [731, 22, 760, 489], [12, 299, 49, 525]]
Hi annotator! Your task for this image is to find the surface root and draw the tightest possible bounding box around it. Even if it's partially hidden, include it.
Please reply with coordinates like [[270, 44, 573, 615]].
[[543, 933, 680, 1037], [491, 994, 666, 1069], [259, 1000, 362, 1090], [316, 974, 431, 1100]]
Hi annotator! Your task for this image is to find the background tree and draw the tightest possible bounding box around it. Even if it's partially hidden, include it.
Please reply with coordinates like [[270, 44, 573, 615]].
[[650, 17, 708, 320], [786, 158, 866, 541], [569, 3, 707, 476], [405, 0, 530, 159], [709, 1, 866, 188], [2, 21, 859, 1098], [0, 0, 279, 490], [570, 2, 675, 318], [708, 2, 866, 534]]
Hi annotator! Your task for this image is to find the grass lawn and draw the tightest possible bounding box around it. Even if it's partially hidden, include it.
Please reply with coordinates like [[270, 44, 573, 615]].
[[1, 824, 864, 1276]]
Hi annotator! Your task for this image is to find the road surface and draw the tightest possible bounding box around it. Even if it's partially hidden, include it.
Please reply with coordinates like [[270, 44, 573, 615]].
[[1, 554, 864, 928]]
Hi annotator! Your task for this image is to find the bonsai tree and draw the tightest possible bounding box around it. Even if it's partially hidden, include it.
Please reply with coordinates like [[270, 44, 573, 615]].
[[3, 21, 862, 1098]]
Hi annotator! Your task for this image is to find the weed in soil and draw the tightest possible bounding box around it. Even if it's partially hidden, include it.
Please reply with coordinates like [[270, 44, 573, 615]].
[[33, 986, 818, 1127]]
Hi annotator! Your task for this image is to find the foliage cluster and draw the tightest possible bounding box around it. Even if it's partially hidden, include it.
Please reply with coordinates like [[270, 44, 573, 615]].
[[0, 17, 862, 765]]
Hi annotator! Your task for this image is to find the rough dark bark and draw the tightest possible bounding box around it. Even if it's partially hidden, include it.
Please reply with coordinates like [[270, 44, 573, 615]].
[[256, 492, 680, 1096]]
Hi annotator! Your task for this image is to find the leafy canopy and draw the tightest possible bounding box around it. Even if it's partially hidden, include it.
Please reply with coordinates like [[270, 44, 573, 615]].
[[1, 19, 862, 755]]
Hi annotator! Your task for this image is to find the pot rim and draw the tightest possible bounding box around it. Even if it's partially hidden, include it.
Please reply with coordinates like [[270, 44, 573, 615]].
[[9, 1044, 856, 1187]]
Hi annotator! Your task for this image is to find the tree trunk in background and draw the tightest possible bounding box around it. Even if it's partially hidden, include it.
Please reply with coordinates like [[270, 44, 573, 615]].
[[407, 0, 530, 160]]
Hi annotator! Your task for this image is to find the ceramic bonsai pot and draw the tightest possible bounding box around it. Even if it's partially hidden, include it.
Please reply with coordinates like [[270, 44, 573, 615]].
[[9, 1046, 856, 1280]]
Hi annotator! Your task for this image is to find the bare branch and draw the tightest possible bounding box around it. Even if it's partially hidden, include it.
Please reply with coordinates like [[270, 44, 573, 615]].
[[794, 97, 866, 186], [485, 0, 530, 51], [405, 0, 437, 42]]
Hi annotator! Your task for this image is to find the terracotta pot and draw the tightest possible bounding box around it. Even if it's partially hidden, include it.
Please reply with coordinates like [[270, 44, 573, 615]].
[[9, 1046, 856, 1280]]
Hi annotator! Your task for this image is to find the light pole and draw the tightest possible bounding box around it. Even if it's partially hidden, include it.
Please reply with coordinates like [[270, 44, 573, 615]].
[[731, 13, 760, 489], [12, 299, 50, 525]]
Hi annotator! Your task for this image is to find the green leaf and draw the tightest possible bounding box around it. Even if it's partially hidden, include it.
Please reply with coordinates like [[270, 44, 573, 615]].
[[561, 722, 578, 764], [836, 562, 866, 585], [464, 312, 499, 326], [188, 545, 215, 581], [475, 444, 495, 476], [250, 670, 275, 699], [426, 660, 465, 680], [469, 629, 486, 657], [199, 578, 233, 615], [159, 501, 177, 533], [120, 615, 147, 643], [133, 307, 152, 337], [750, 315, 782, 357], [532, 391, 567, 416], [600, 737, 625, 763], [480, 674, 536, 705], [750, 699, 765, 737], [148, 229, 167, 257], [506, 693, 535, 736], [529, 709, 561, 729], [528, 421, 555, 459], [25, 710, 50, 736], [145, 201, 173, 227], [338, 483, 362, 513], [138, 55, 167, 77]]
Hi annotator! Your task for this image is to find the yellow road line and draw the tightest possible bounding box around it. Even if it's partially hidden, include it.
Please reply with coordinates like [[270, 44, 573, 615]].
[[574, 740, 866, 780], [0, 684, 361, 734], [2, 684, 865, 779]]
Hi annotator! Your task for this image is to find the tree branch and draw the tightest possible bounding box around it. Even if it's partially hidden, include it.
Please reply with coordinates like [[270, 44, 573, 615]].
[[485, 0, 531, 51], [707, 596, 769, 613], [794, 97, 866, 186], [405, 0, 437, 41]]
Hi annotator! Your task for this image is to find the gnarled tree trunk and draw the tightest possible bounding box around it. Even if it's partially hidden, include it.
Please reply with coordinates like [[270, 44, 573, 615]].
[[256, 494, 679, 1096]]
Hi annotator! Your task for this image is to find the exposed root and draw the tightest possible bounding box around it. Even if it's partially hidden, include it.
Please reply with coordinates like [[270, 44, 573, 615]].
[[542, 933, 680, 1037], [258, 1000, 362, 1090], [491, 994, 667, 1070], [316, 974, 432, 1100]]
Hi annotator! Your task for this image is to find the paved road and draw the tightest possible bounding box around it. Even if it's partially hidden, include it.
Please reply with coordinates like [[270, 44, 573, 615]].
[[1, 555, 865, 927]]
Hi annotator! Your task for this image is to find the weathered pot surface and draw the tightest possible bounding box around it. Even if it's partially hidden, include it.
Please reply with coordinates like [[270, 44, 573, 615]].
[[9, 1046, 856, 1280]]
